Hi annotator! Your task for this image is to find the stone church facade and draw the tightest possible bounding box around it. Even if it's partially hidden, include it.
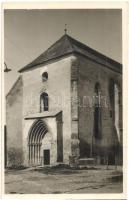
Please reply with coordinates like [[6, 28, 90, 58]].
[[6, 34, 122, 167]]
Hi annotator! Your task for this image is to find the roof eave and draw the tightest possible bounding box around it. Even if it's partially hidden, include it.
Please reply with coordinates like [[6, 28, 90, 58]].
[[18, 51, 122, 74], [18, 52, 75, 73]]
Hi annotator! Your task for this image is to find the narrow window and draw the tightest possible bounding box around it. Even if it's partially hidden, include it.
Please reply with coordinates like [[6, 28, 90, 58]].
[[114, 84, 120, 142], [109, 80, 121, 142], [40, 92, 49, 111], [94, 83, 101, 139], [109, 79, 115, 120], [42, 72, 48, 82]]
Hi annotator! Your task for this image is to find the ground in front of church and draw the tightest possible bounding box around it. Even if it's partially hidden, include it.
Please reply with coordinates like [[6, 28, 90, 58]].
[[5, 165, 122, 194]]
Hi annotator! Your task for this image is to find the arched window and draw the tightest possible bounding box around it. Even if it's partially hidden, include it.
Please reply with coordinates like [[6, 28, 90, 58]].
[[40, 92, 49, 112], [42, 72, 48, 82], [94, 82, 101, 139], [114, 84, 120, 142], [109, 79, 121, 142], [108, 79, 115, 119]]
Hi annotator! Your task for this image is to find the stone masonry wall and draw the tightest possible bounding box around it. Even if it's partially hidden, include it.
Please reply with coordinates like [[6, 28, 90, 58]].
[[6, 76, 23, 167]]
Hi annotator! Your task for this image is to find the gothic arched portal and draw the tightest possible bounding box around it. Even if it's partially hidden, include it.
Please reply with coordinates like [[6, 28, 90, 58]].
[[28, 119, 49, 165]]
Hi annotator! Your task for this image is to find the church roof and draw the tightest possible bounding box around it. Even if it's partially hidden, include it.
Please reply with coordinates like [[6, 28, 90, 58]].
[[19, 34, 122, 73]]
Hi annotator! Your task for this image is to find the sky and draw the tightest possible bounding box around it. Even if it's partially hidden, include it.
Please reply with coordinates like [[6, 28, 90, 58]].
[[4, 9, 122, 95]]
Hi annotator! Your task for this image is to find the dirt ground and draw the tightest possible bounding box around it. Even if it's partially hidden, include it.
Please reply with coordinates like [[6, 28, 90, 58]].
[[5, 166, 123, 194]]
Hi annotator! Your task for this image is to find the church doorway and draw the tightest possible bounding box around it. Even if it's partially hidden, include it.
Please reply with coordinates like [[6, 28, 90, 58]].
[[28, 119, 49, 166], [43, 149, 50, 165]]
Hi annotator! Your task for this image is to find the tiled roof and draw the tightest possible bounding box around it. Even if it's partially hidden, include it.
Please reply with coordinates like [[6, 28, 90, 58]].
[[19, 34, 122, 73]]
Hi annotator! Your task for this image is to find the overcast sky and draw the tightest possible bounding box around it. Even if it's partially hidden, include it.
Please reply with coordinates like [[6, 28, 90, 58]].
[[4, 9, 122, 95]]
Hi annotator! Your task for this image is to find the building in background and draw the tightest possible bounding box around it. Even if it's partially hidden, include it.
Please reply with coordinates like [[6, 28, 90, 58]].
[[6, 34, 122, 167]]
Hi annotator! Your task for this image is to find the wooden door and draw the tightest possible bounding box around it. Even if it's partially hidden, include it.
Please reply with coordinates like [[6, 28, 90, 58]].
[[44, 149, 50, 165]]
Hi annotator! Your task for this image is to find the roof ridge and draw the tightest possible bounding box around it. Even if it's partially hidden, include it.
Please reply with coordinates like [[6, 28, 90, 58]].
[[66, 35, 121, 66], [28, 34, 66, 62], [41, 34, 66, 54], [65, 34, 75, 51], [19, 34, 71, 72]]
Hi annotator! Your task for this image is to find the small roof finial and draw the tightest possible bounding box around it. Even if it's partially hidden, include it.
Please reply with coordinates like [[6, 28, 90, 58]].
[[64, 24, 67, 35]]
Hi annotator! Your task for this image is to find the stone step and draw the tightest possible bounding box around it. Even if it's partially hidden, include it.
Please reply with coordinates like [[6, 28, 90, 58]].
[[79, 158, 95, 165]]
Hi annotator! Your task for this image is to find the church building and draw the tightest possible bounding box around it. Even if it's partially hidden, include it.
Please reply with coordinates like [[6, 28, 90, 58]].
[[6, 33, 122, 167]]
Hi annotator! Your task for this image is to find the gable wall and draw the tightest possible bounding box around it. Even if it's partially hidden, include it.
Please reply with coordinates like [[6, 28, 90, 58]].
[[22, 56, 73, 164]]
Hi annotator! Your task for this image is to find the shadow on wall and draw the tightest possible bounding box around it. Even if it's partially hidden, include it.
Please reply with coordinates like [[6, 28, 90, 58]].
[[79, 139, 123, 165], [7, 147, 24, 169]]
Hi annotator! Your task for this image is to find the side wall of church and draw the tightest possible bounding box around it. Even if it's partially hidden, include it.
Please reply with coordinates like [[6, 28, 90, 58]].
[[77, 55, 122, 164], [6, 76, 23, 167], [22, 56, 73, 165]]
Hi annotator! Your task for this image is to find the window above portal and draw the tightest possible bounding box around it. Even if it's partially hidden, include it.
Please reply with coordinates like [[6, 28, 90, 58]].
[[40, 92, 49, 112], [42, 72, 48, 82]]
